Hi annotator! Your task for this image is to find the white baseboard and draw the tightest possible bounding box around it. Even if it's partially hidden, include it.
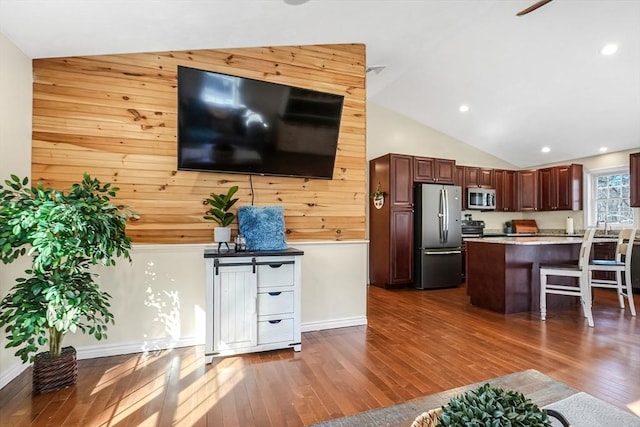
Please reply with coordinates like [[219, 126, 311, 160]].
[[301, 316, 367, 332], [0, 320, 368, 390], [75, 336, 202, 360], [0, 360, 29, 390], [0, 336, 202, 391]]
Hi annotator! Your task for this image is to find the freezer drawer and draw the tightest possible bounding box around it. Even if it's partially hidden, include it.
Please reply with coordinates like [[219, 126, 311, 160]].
[[416, 249, 462, 289]]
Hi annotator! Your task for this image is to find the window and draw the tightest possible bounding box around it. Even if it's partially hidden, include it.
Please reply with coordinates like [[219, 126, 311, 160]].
[[592, 170, 633, 226]]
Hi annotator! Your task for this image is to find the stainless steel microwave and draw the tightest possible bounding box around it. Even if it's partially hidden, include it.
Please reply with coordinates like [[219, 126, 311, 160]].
[[467, 187, 496, 210]]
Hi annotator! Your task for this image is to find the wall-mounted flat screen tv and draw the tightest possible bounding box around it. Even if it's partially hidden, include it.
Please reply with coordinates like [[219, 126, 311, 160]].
[[177, 66, 345, 180]]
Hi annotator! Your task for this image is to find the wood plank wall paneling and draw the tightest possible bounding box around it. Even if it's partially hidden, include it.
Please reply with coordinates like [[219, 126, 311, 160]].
[[31, 44, 367, 244]]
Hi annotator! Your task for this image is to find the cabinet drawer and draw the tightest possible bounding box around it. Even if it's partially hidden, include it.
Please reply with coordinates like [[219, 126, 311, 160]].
[[258, 291, 294, 316], [257, 262, 294, 288], [258, 318, 294, 344]]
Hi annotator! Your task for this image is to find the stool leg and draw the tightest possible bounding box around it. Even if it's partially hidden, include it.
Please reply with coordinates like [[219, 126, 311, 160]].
[[616, 270, 625, 309], [625, 267, 636, 316], [581, 275, 594, 327], [540, 271, 547, 321]]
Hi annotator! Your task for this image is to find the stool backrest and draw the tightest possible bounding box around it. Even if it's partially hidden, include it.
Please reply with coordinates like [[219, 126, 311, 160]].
[[578, 227, 597, 270], [616, 228, 637, 265]]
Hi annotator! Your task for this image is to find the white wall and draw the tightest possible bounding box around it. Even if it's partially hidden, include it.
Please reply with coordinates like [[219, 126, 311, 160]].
[[0, 32, 32, 388], [367, 103, 518, 169]]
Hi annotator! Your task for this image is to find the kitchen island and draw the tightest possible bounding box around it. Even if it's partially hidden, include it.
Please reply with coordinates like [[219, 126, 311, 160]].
[[465, 236, 583, 314]]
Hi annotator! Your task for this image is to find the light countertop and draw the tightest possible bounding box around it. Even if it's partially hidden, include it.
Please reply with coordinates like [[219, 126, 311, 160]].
[[465, 236, 584, 245]]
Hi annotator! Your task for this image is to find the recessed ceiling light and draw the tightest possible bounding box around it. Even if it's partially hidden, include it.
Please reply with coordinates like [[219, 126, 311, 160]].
[[599, 147, 608, 153], [459, 105, 469, 113], [541, 146, 551, 153], [601, 43, 618, 55]]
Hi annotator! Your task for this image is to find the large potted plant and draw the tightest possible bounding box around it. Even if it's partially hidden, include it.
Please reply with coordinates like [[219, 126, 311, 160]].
[[203, 185, 239, 248], [0, 173, 134, 393]]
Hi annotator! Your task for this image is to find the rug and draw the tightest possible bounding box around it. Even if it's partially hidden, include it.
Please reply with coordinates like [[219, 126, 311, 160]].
[[309, 369, 639, 427], [545, 392, 640, 427]]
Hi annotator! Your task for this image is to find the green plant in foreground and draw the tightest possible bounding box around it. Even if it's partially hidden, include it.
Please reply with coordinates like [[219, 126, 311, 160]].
[[0, 173, 134, 362], [438, 383, 551, 427], [203, 185, 239, 227]]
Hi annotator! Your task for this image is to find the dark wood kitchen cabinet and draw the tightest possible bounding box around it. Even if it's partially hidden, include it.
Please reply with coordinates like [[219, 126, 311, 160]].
[[464, 166, 494, 188], [538, 164, 582, 211], [413, 156, 455, 184], [494, 169, 516, 212], [369, 154, 414, 288], [516, 169, 539, 211], [631, 152, 640, 207]]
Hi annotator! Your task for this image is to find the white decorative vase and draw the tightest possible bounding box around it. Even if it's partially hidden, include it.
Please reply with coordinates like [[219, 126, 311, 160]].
[[214, 227, 231, 243]]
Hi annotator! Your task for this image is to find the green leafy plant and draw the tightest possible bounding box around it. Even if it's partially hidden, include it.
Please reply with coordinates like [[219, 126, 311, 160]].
[[438, 383, 552, 427], [0, 173, 134, 363], [203, 185, 239, 227]]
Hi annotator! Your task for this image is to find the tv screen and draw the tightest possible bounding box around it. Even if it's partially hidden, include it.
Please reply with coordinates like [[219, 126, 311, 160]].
[[177, 66, 344, 179]]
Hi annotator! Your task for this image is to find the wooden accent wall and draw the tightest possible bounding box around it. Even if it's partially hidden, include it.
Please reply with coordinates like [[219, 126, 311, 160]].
[[31, 44, 366, 244]]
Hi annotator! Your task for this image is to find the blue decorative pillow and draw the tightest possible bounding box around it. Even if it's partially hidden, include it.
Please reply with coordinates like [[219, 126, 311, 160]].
[[238, 205, 288, 251]]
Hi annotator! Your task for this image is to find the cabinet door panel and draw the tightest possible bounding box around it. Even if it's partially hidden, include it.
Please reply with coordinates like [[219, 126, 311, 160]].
[[517, 170, 538, 211], [391, 209, 414, 284], [495, 169, 515, 212], [215, 266, 257, 351], [414, 157, 435, 182], [435, 159, 455, 184], [538, 167, 555, 210], [555, 166, 572, 210], [391, 155, 413, 206]]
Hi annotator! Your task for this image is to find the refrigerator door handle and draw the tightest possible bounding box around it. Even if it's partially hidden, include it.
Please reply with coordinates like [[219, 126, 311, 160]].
[[442, 188, 449, 243], [438, 189, 445, 243], [424, 250, 462, 255]]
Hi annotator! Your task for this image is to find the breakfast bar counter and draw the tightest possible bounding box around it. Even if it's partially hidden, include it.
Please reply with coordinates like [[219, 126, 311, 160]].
[[465, 236, 583, 314]]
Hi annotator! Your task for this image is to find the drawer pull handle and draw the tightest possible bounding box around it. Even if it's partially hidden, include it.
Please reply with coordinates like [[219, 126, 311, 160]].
[[268, 292, 282, 296], [268, 320, 282, 324], [268, 263, 283, 268]]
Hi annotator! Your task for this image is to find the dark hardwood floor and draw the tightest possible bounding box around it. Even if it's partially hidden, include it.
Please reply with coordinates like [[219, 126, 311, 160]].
[[1, 285, 639, 426]]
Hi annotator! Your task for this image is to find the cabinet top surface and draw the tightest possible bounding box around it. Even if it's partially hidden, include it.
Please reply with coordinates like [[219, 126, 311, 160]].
[[203, 247, 304, 258]]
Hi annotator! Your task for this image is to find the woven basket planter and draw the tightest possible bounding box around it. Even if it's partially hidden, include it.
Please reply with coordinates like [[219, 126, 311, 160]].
[[32, 346, 78, 394]]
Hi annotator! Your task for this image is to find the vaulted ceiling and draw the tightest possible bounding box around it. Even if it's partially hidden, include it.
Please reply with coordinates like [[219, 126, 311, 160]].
[[1, 0, 638, 167]]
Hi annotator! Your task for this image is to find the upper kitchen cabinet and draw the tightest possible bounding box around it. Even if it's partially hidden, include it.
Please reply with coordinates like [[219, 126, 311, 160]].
[[464, 166, 495, 188], [494, 169, 516, 212], [413, 157, 456, 184], [390, 155, 414, 207], [631, 152, 640, 207], [516, 169, 539, 211], [538, 164, 583, 211]]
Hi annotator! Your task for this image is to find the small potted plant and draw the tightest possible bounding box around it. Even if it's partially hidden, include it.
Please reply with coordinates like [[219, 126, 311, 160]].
[[203, 185, 240, 245], [0, 173, 134, 393], [412, 383, 569, 427], [370, 183, 386, 210]]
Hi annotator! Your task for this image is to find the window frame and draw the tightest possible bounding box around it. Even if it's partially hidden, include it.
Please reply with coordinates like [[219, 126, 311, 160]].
[[585, 166, 636, 230]]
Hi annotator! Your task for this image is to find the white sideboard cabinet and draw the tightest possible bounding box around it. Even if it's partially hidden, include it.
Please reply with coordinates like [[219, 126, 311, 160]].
[[204, 248, 304, 363]]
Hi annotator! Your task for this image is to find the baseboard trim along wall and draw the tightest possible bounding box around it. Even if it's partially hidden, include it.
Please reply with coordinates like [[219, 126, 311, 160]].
[[0, 320, 368, 389], [301, 316, 368, 332], [0, 336, 200, 390]]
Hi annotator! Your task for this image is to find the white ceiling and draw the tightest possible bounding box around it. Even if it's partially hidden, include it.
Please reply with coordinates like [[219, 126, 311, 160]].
[[1, 0, 639, 168]]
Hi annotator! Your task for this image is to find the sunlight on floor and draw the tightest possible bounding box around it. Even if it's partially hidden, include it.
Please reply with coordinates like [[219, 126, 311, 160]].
[[628, 399, 640, 416], [89, 349, 246, 425], [172, 357, 246, 425]]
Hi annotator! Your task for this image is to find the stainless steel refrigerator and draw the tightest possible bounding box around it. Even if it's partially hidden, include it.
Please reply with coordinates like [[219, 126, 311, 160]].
[[414, 184, 463, 289]]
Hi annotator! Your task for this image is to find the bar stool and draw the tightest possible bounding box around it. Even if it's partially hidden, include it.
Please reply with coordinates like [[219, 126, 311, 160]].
[[589, 228, 637, 316], [540, 227, 597, 327]]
